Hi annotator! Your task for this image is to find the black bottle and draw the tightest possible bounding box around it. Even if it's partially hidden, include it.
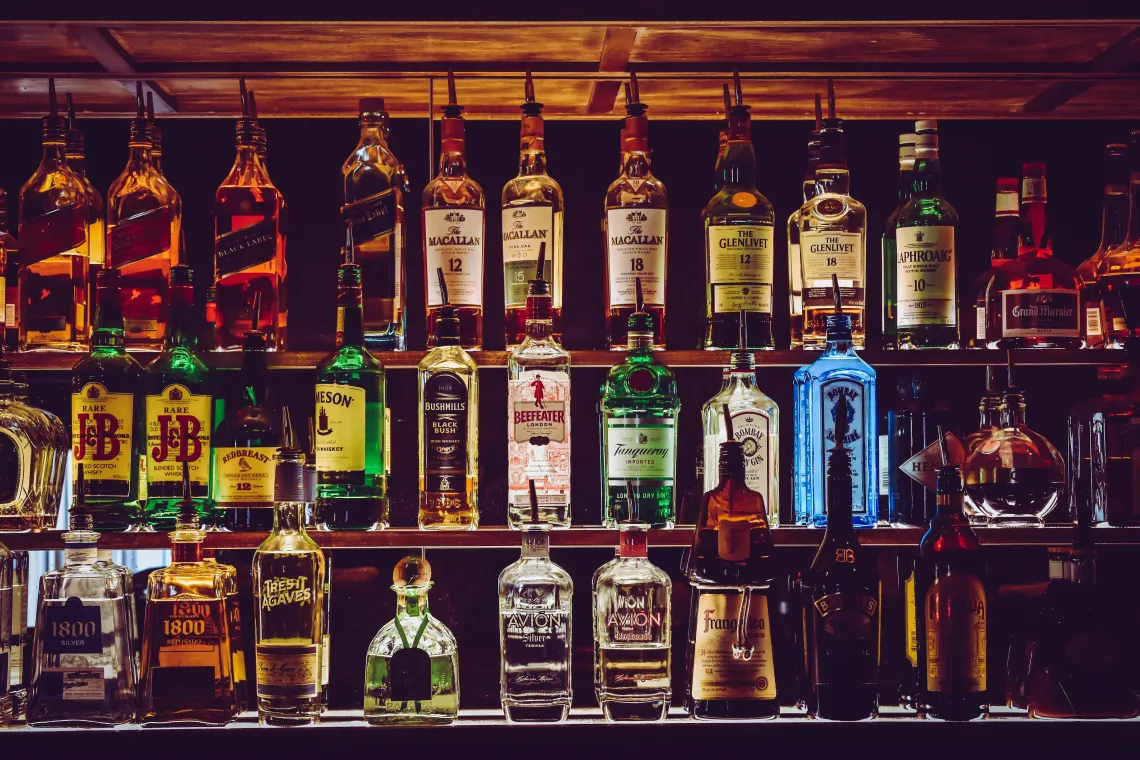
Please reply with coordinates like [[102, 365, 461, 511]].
[[888, 370, 953, 525]]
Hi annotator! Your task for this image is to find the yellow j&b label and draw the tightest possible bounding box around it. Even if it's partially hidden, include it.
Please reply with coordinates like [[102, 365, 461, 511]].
[[145, 384, 211, 487], [314, 384, 365, 472], [214, 446, 277, 504], [72, 383, 134, 490]]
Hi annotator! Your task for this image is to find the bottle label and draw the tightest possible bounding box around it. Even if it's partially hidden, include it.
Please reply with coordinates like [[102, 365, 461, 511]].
[[606, 587, 665, 643], [215, 217, 278, 278], [145, 384, 211, 490], [690, 591, 776, 700], [924, 573, 987, 693], [1000, 288, 1080, 338], [975, 305, 986, 341], [605, 419, 675, 481], [878, 434, 889, 497], [72, 383, 134, 494], [1022, 176, 1046, 202], [314, 383, 366, 473], [343, 188, 397, 245], [995, 193, 1019, 215], [703, 409, 772, 508], [801, 231, 863, 282], [502, 205, 558, 308], [4, 303, 14, 330], [64, 547, 98, 566], [109, 206, 172, 269], [424, 208, 484, 307], [501, 608, 570, 692], [213, 446, 277, 504], [37, 669, 104, 702], [1086, 306, 1103, 337], [43, 597, 102, 655], [819, 380, 868, 515], [389, 647, 432, 702], [154, 599, 226, 647], [19, 204, 87, 267], [0, 426, 34, 515], [508, 370, 571, 508], [255, 644, 320, 698], [905, 572, 917, 667], [707, 224, 774, 314], [423, 371, 470, 494], [606, 208, 666, 307], [321, 634, 330, 687], [895, 226, 956, 327]]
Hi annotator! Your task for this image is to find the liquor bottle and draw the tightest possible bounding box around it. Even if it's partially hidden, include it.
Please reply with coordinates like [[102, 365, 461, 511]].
[[419, 268, 479, 530], [684, 411, 779, 719], [18, 78, 90, 351], [252, 444, 326, 725], [1075, 143, 1128, 348], [804, 395, 881, 720], [886, 371, 958, 526], [214, 79, 286, 351], [498, 481, 573, 722], [106, 83, 179, 351], [423, 71, 485, 349], [987, 162, 1081, 349], [788, 94, 822, 349], [143, 265, 213, 528], [963, 366, 1002, 456], [794, 277, 878, 526], [894, 121, 959, 349], [94, 549, 137, 680], [503, 71, 564, 347], [213, 294, 280, 531], [1067, 362, 1140, 525], [342, 97, 407, 350], [508, 245, 571, 528], [8, 550, 29, 720], [703, 73, 775, 350], [139, 462, 238, 725], [364, 554, 459, 725], [71, 268, 144, 531], [592, 526, 671, 722], [797, 81, 868, 349], [678, 452, 704, 525], [604, 74, 668, 349], [145, 91, 183, 268], [701, 312, 779, 526], [881, 132, 916, 348], [968, 179, 1020, 348], [914, 452, 988, 721], [28, 467, 136, 726], [1100, 131, 1140, 346], [963, 354, 1064, 526], [0, 542, 10, 725], [315, 237, 387, 530], [0, 188, 19, 351], [63, 95, 105, 306], [209, 556, 248, 713], [600, 279, 680, 528]]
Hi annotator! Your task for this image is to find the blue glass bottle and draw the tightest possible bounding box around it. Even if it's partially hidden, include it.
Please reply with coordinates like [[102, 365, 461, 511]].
[[794, 277, 877, 526]]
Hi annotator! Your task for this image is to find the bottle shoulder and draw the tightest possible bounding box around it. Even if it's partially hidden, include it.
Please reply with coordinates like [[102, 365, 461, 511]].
[[595, 558, 672, 593], [254, 531, 323, 557], [145, 349, 210, 387], [502, 174, 564, 207], [419, 346, 478, 374], [605, 174, 668, 207], [509, 339, 571, 368], [72, 352, 146, 387], [369, 613, 457, 656], [423, 177, 485, 208], [317, 345, 386, 377], [498, 557, 574, 597], [897, 196, 960, 227], [799, 193, 867, 228], [703, 189, 774, 224]]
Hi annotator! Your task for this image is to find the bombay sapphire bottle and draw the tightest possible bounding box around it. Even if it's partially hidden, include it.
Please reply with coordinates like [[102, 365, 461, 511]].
[[794, 277, 877, 526]]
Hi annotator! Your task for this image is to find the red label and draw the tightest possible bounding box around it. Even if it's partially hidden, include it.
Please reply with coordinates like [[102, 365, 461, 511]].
[[110, 206, 172, 268], [19, 205, 86, 267]]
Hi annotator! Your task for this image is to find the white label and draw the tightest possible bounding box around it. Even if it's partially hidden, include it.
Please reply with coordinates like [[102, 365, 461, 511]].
[[61, 669, 105, 701], [801, 231, 863, 283], [976, 306, 987, 341], [321, 634, 330, 687], [895, 226, 956, 328], [878, 434, 889, 497], [65, 547, 98, 565], [508, 370, 571, 508], [502, 206, 559, 308], [995, 194, 1019, 215], [1086, 306, 1103, 337], [708, 225, 774, 315], [606, 420, 675, 481], [606, 208, 666, 307], [424, 208, 484, 307], [820, 379, 869, 515], [4, 303, 13, 328], [394, 221, 403, 307], [703, 409, 772, 509]]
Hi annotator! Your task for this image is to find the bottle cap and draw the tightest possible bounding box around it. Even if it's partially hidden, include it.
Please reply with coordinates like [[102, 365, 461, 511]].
[[521, 69, 544, 117], [1023, 161, 1047, 177], [898, 133, 917, 146], [996, 177, 1019, 193], [626, 277, 654, 337], [359, 97, 386, 114], [393, 554, 432, 589], [441, 69, 465, 120], [914, 119, 938, 133], [41, 78, 67, 140]]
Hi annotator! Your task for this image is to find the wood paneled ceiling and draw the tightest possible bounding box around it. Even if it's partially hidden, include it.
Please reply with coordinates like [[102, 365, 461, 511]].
[[0, 20, 1136, 119]]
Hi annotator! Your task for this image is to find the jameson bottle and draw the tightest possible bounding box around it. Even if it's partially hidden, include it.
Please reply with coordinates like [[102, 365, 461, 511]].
[[71, 269, 144, 531], [143, 265, 212, 528], [315, 237, 387, 530], [881, 132, 916, 347]]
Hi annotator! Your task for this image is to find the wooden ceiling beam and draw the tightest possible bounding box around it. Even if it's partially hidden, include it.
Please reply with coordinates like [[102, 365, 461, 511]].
[[586, 26, 638, 114], [1022, 25, 1140, 113], [69, 25, 179, 113]]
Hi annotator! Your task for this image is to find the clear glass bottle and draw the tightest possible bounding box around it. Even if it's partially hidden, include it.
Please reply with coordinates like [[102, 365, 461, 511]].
[[1067, 363, 1140, 526], [968, 179, 1020, 348], [253, 446, 326, 725], [8, 549, 29, 720], [508, 246, 570, 528], [881, 132, 916, 348], [0, 359, 60, 530], [503, 72, 563, 347], [1100, 130, 1140, 346], [498, 481, 573, 722], [94, 549, 136, 681], [1075, 143, 1128, 348], [592, 528, 671, 722], [364, 555, 459, 725], [0, 188, 20, 351], [64, 95, 105, 311], [788, 94, 822, 349]]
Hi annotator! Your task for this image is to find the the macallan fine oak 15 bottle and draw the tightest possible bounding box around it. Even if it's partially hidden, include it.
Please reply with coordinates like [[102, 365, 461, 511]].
[[213, 79, 286, 351], [423, 70, 485, 350], [503, 71, 563, 347], [604, 73, 668, 349]]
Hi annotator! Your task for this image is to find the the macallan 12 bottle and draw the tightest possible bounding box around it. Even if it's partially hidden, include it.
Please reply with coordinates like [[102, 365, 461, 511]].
[[423, 70, 485, 350]]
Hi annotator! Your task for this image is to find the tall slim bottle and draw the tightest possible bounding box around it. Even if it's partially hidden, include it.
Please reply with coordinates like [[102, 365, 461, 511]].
[[1076, 143, 1127, 349], [1100, 131, 1140, 346], [0, 189, 19, 351], [788, 94, 822, 349], [145, 91, 182, 268], [968, 179, 1020, 348], [64, 95, 105, 313], [881, 132, 916, 347]]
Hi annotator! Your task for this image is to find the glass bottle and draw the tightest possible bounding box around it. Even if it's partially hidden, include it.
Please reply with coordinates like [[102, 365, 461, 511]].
[[0, 541, 10, 725], [64, 95, 105, 312], [139, 463, 237, 725], [702, 75, 775, 350], [0, 352, 66, 531], [1067, 363, 1140, 526], [498, 481, 573, 722], [207, 555, 248, 713], [604, 76, 668, 349], [987, 162, 1081, 349], [600, 280, 680, 528], [592, 528, 671, 722], [418, 268, 479, 530], [94, 549, 136, 680], [18, 78, 90, 351], [797, 82, 867, 350], [881, 132, 916, 348], [969, 179, 1021, 348], [788, 94, 822, 349], [963, 366, 1002, 456], [794, 279, 878, 526], [28, 468, 136, 726], [71, 268, 144, 531], [1076, 143, 1128, 348], [887, 371, 957, 526], [143, 265, 213, 528], [252, 446, 326, 725], [213, 79, 286, 351], [145, 91, 182, 269], [503, 72, 564, 347], [894, 121, 959, 349], [364, 555, 459, 725], [315, 238, 387, 530], [508, 246, 571, 528], [0, 188, 20, 351], [422, 72, 485, 350], [8, 550, 28, 720], [1100, 130, 1140, 346], [342, 97, 406, 351], [915, 461, 988, 721]]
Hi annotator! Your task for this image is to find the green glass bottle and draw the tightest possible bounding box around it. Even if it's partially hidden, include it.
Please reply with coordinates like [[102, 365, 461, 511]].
[[71, 268, 144, 531], [315, 230, 387, 530], [143, 264, 213, 528], [600, 279, 680, 528]]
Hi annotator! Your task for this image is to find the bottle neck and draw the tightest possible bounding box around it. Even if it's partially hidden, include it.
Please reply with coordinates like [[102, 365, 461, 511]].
[[722, 366, 758, 392], [66, 154, 88, 179], [396, 588, 430, 616], [272, 502, 305, 532], [525, 293, 553, 339], [815, 167, 850, 196], [1123, 171, 1140, 241], [41, 141, 68, 167], [439, 117, 468, 177], [1001, 392, 1027, 427], [521, 528, 551, 559], [718, 139, 757, 188], [338, 294, 365, 348], [622, 150, 652, 178], [173, 540, 204, 564], [895, 164, 914, 201], [358, 119, 388, 149], [628, 329, 655, 352], [911, 156, 943, 196], [128, 144, 154, 168], [978, 396, 1002, 429], [239, 345, 269, 408], [717, 449, 746, 486], [92, 285, 127, 349], [518, 114, 547, 176], [166, 286, 198, 350]]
